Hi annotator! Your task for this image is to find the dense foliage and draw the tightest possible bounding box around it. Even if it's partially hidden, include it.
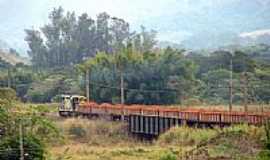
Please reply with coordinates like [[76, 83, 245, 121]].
[[0, 135, 45, 160], [78, 47, 198, 104], [0, 88, 59, 159], [0, 6, 269, 105], [76, 44, 270, 105]]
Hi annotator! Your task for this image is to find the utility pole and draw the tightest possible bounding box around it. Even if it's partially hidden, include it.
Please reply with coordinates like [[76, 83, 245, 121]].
[[120, 72, 125, 121], [19, 120, 24, 160], [7, 68, 11, 88], [229, 58, 233, 112], [86, 69, 90, 102], [120, 72, 124, 105], [243, 72, 248, 113]]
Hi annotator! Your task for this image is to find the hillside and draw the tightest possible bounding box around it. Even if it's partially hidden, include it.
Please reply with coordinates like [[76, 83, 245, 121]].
[[0, 50, 30, 66]]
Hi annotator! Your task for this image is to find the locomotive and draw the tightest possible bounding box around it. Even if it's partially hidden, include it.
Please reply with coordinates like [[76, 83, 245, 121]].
[[58, 95, 86, 116]]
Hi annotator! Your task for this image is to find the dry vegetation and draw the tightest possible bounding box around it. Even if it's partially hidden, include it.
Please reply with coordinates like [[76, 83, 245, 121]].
[[46, 116, 266, 160], [48, 118, 169, 160], [0, 50, 30, 65]]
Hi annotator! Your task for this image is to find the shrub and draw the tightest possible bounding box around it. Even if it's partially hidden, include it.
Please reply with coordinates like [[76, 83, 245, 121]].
[[258, 150, 270, 160], [68, 124, 86, 139], [51, 95, 62, 103], [159, 151, 177, 160], [0, 88, 16, 102], [265, 120, 270, 149], [158, 126, 218, 146], [60, 118, 131, 145], [0, 134, 45, 160]]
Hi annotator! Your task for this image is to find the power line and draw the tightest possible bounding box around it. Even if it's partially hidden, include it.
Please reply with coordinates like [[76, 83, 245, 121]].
[[0, 148, 42, 152], [89, 81, 178, 93], [0, 80, 269, 95], [89, 80, 270, 92]]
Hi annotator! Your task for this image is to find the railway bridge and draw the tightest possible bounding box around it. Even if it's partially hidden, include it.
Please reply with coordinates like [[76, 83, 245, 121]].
[[75, 102, 270, 136]]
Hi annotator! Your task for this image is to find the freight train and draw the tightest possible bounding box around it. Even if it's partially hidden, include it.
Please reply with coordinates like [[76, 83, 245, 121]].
[[58, 95, 269, 125]]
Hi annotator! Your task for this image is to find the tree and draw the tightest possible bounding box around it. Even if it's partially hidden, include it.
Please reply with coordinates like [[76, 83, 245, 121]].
[[75, 13, 96, 60], [233, 50, 256, 73], [201, 69, 232, 104], [61, 11, 77, 65], [0, 94, 59, 160], [111, 17, 130, 53], [114, 44, 130, 105], [41, 6, 64, 67], [140, 26, 157, 53], [161, 48, 198, 103], [0, 134, 45, 160], [131, 26, 157, 53], [24, 6, 160, 72], [96, 12, 112, 53], [24, 29, 47, 69]]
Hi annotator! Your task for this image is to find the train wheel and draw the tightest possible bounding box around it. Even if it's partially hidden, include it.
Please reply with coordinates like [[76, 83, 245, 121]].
[[59, 111, 64, 117]]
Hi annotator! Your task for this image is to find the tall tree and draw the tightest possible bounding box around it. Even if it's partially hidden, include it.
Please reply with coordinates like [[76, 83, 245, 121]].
[[132, 26, 157, 53], [140, 26, 157, 53], [41, 6, 64, 67], [111, 17, 130, 53], [75, 13, 96, 60], [96, 12, 112, 53], [24, 29, 47, 69], [61, 11, 77, 65], [25, 7, 158, 70]]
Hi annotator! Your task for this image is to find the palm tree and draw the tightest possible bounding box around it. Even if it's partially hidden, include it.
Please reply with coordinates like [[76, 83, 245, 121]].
[[113, 43, 142, 120]]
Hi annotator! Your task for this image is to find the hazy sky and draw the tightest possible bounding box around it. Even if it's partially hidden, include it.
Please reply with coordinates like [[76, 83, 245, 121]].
[[1, 0, 270, 55]]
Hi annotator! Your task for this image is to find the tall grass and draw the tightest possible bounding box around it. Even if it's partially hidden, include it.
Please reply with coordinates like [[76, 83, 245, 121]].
[[50, 117, 266, 160], [157, 126, 219, 146], [57, 118, 135, 146], [158, 124, 265, 147]]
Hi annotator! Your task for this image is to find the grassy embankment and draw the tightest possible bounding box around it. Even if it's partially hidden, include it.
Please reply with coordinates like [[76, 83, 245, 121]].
[[46, 117, 266, 160]]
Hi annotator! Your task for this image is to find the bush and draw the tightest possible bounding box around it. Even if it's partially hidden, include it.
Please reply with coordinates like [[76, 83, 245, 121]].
[[27, 90, 54, 103], [0, 88, 16, 102], [0, 134, 45, 160], [159, 151, 177, 160], [68, 124, 86, 139], [265, 120, 270, 149], [51, 95, 62, 103], [61, 118, 131, 144], [258, 150, 270, 160], [158, 126, 218, 146]]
